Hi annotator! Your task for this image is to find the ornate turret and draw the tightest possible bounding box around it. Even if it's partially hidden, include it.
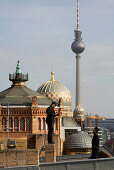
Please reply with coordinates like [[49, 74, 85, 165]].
[[9, 60, 28, 86], [71, 0, 85, 129]]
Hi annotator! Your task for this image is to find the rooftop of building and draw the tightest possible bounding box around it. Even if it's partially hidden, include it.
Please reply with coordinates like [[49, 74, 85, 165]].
[[0, 60, 52, 106], [62, 117, 79, 127]]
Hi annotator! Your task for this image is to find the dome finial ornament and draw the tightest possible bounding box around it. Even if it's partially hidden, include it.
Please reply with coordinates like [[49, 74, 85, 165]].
[[50, 65, 55, 81]]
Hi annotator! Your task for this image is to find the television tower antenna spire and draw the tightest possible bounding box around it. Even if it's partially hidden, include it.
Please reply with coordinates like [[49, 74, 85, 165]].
[[77, 0, 79, 31]]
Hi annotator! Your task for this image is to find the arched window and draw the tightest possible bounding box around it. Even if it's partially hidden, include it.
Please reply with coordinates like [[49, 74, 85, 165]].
[[14, 118, 19, 131], [9, 117, 13, 131], [26, 117, 31, 131], [20, 118, 25, 131], [38, 118, 41, 130], [2, 118, 6, 131], [42, 118, 45, 130]]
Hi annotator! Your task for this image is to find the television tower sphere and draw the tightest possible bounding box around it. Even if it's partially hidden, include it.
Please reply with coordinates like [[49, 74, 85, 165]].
[[71, 30, 85, 54]]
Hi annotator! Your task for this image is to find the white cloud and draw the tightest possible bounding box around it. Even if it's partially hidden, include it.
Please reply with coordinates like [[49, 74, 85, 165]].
[[101, 61, 114, 68]]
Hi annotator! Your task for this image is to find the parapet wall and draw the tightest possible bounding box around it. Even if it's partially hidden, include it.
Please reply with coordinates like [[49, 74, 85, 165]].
[[0, 157, 114, 170], [40, 157, 114, 170], [0, 149, 39, 168]]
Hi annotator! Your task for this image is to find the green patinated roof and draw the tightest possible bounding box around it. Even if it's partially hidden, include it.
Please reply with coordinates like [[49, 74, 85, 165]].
[[0, 86, 52, 106], [16, 60, 22, 74]]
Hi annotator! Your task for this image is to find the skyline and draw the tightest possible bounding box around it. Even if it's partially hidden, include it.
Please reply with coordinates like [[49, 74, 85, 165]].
[[0, 0, 114, 118]]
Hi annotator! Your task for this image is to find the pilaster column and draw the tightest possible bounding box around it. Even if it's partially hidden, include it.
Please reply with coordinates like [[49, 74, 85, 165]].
[[41, 118, 42, 130], [6, 118, 8, 132], [57, 117, 59, 133], [25, 118, 26, 131], [12, 118, 14, 131], [19, 118, 20, 131]]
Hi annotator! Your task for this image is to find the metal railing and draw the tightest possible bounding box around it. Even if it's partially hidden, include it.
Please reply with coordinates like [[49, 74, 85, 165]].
[[9, 73, 28, 81]]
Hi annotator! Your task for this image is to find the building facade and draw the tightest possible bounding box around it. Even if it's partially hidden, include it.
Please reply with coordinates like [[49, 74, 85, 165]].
[[0, 61, 63, 154]]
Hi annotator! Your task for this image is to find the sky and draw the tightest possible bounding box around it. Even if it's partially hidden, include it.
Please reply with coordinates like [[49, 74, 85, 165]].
[[0, 0, 114, 118]]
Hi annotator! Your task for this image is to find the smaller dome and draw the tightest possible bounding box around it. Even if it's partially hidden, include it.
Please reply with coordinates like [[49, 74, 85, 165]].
[[73, 105, 85, 119], [74, 104, 84, 113], [64, 131, 92, 149]]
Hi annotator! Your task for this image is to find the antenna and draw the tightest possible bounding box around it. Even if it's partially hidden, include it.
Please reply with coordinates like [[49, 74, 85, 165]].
[[77, 0, 79, 31]]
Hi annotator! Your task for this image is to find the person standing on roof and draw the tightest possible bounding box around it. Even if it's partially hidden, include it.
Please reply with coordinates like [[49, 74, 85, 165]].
[[91, 126, 99, 159], [46, 101, 59, 144]]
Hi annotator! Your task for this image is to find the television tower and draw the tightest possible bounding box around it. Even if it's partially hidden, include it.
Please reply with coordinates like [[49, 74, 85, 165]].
[[71, 0, 85, 129]]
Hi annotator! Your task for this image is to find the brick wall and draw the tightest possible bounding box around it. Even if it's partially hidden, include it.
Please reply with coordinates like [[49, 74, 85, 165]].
[[35, 134, 62, 157], [0, 138, 27, 150], [0, 149, 39, 168]]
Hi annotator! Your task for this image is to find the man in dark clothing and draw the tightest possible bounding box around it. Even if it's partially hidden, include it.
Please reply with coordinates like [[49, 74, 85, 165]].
[[91, 126, 99, 159], [46, 102, 59, 144]]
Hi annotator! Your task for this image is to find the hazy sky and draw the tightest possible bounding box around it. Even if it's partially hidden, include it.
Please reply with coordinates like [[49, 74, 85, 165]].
[[0, 0, 114, 118]]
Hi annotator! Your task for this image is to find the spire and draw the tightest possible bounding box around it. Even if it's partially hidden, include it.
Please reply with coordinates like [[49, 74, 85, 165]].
[[50, 66, 55, 81], [77, 0, 79, 31], [16, 60, 22, 74]]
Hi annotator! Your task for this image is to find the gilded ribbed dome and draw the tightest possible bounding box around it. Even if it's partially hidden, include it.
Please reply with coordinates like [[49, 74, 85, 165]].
[[37, 70, 72, 106]]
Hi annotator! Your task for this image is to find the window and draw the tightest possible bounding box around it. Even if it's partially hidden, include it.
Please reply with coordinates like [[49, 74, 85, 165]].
[[42, 118, 45, 130], [14, 118, 19, 131], [2, 118, 6, 131], [26, 117, 31, 131], [38, 118, 41, 130], [9, 117, 13, 131], [20, 118, 25, 131]]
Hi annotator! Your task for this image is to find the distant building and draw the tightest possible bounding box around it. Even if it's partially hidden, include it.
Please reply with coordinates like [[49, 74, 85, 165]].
[[85, 119, 114, 139]]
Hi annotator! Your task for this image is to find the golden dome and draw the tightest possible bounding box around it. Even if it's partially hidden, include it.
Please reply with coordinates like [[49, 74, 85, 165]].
[[37, 70, 72, 106]]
